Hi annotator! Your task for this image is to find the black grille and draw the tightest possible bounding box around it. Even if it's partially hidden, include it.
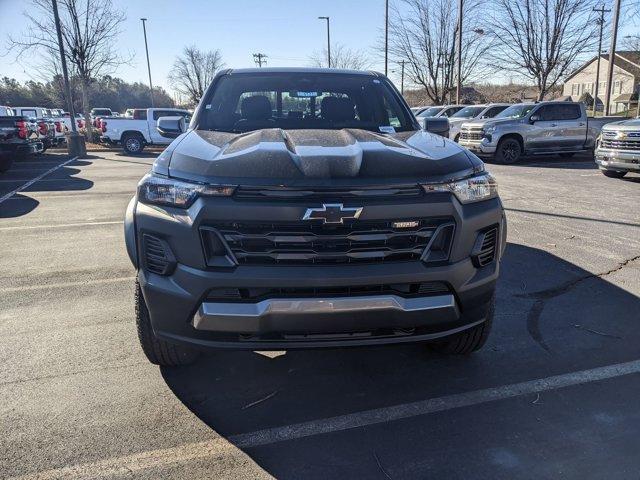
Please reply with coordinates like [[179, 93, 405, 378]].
[[235, 185, 423, 200], [206, 282, 450, 302], [460, 131, 483, 141], [143, 234, 175, 275], [600, 139, 640, 151], [209, 218, 454, 265], [472, 227, 498, 267]]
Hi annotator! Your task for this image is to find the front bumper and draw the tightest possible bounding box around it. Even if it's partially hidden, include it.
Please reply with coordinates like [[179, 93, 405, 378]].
[[128, 193, 506, 350], [458, 137, 497, 155], [595, 148, 640, 172]]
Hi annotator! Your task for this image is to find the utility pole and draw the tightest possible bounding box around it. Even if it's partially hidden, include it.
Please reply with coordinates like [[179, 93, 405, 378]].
[[51, 0, 85, 157], [318, 16, 331, 68], [604, 0, 621, 116], [400, 60, 405, 95], [384, 0, 389, 76], [455, 0, 463, 104], [140, 18, 154, 107], [592, 5, 610, 116], [253, 53, 268, 67]]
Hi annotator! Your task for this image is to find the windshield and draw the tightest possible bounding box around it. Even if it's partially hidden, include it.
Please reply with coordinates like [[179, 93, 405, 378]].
[[451, 106, 485, 118], [197, 73, 416, 133], [496, 104, 535, 119], [416, 107, 442, 117]]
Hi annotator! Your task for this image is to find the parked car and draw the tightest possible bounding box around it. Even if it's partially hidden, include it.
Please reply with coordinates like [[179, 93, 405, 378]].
[[100, 107, 191, 154], [12, 107, 65, 150], [411, 106, 429, 115], [448, 104, 510, 142], [595, 117, 640, 178], [90, 108, 113, 119], [0, 106, 42, 172], [124, 68, 506, 366], [458, 101, 621, 164], [416, 105, 467, 119]]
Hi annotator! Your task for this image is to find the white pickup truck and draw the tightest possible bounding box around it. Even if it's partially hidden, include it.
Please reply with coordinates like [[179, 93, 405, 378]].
[[99, 108, 190, 154]]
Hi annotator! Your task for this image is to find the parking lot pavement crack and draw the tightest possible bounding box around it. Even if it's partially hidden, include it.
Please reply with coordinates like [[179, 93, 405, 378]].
[[517, 254, 640, 353]]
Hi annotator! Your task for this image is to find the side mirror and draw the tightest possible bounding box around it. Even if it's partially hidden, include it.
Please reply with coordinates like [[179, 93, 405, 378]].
[[422, 117, 450, 138], [529, 114, 540, 123], [157, 116, 185, 138]]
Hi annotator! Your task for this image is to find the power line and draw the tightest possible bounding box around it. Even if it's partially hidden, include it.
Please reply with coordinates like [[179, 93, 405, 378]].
[[252, 53, 268, 67], [592, 4, 610, 116]]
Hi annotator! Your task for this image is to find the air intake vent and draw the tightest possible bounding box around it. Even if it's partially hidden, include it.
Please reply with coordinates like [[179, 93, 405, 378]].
[[472, 227, 499, 267], [143, 234, 176, 275]]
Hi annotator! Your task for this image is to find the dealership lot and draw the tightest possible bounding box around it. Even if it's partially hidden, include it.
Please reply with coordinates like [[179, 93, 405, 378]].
[[1, 151, 639, 479]]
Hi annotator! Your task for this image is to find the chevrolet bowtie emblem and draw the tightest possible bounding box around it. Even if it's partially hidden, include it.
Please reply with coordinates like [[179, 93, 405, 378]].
[[303, 204, 363, 224], [617, 131, 627, 139]]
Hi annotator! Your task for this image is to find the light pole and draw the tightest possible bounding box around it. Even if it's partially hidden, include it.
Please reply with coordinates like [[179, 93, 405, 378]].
[[140, 18, 155, 107], [592, 5, 610, 116], [603, 0, 621, 116], [384, 0, 389, 76], [51, 0, 85, 157], [455, 0, 463, 104], [318, 16, 331, 68]]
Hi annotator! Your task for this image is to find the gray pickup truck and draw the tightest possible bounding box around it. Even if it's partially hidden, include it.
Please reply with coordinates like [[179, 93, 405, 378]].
[[459, 101, 620, 164], [595, 118, 640, 178]]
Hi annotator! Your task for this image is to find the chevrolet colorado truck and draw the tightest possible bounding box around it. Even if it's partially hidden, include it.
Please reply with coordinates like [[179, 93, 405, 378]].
[[458, 101, 620, 164], [99, 107, 191, 154], [595, 118, 640, 178], [125, 68, 506, 366], [0, 108, 42, 172]]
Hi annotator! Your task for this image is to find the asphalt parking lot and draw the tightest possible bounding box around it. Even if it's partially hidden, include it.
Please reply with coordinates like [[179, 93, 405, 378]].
[[1, 150, 639, 479]]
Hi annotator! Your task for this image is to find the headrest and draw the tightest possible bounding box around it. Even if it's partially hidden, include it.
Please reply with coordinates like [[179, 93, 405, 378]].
[[321, 96, 355, 121], [240, 95, 272, 120]]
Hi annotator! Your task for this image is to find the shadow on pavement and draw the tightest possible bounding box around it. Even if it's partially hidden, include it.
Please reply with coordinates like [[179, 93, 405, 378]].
[[486, 155, 597, 169], [0, 158, 94, 218], [161, 243, 640, 479]]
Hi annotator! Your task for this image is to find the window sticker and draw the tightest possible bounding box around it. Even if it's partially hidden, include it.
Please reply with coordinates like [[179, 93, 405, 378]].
[[379, 125, 396, 133]]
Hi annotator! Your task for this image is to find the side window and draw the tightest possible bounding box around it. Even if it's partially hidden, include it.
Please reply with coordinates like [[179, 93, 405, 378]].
[[556, 104, 581, 120], [484, 106, 507, 118], [22, 109, 37, 118], [536, 105, 560, 121], [134, 110, 147, 120]]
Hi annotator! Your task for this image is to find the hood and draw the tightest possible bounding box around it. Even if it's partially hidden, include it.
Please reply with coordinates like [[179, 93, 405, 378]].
[[159, 128, 480, 187], [602, 118, 640, 131], [462, 117, 519, 129]]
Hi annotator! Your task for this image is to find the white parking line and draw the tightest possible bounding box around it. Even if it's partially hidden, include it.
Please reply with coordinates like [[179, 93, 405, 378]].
[[8, 358, 640, 480], [0, 156, 78, 205], [0, 220, 123, 231]]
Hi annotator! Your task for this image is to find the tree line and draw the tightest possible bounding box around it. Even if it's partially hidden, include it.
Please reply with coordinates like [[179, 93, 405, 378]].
[[0, 75, 175, 113]]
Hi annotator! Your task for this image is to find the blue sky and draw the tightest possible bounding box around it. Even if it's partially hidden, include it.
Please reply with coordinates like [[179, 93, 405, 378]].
[[1, 0, 638, 98]]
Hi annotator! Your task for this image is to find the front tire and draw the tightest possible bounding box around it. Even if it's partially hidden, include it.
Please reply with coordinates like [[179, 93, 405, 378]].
[[123, 134, 145, 155], [494, 138, 522, 165], [601, 169, 627, 179], [430, 296, 494, 355], [135, 280, 199, 366]]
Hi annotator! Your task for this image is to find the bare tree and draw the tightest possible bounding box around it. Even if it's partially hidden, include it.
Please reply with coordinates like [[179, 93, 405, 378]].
[[308, 43, 371, 70], [387, 0, 492, 104], [9, 0, 128, 141], [168, 46, 224, 106], [489, 0, 600, 101], [621, 34, 640, 51]]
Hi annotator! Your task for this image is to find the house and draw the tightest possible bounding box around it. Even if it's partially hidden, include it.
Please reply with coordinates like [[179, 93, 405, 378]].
[[563, 51, 640, 113]]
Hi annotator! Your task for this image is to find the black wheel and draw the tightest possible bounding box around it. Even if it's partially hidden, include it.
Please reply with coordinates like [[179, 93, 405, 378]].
[[601, 169, 627, 179], [135, 280, 199, 366], [494, 138, 522, 165], [559, 152, 575, 158], [430, 296, 494, 355], [123, 134, 145, 155]]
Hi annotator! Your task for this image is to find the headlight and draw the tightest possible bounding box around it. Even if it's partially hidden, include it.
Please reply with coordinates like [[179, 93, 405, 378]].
[[137, 173, 235, 208], [482, 126, 497, 136], [422, 172, 498, 204]]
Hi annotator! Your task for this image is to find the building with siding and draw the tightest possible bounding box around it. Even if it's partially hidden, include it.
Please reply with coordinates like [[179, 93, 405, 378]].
[[562, 51, 640, 113]]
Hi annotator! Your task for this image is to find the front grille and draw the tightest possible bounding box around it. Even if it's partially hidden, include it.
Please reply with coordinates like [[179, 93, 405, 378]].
[[472, 226, 498, 267], [235, 185, 423, 200], [206, 282, 451, 302], [600, 139, 640, 151], [460, 131, 483, 141], [209, 218, 454, 265]]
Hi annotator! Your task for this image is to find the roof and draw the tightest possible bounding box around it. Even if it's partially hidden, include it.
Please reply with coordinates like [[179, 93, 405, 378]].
[[565, 51, 640, 81], [227, 67, 380, 76], [613, 92, 639, 102]]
